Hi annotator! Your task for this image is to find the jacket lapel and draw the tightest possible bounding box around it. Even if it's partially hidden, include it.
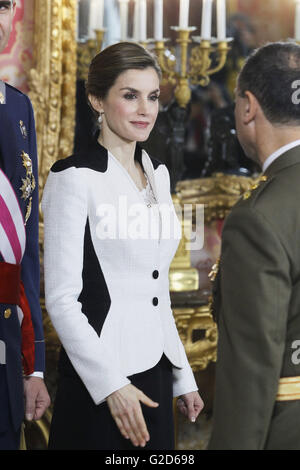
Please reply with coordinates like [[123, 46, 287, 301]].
[[141, 150, 159, 202]]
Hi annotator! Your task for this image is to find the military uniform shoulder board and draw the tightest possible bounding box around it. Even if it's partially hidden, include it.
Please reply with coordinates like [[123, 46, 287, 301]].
[[208, 257, 221, 323], [0, 80, 6, 105], [208, 257, 220, 282], [242, 175, 268, 200]]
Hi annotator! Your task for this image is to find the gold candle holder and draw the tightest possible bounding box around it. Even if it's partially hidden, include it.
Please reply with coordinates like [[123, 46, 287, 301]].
[[190, 37, 232, 87], [94, 28, 107, 52], [172, 27, 196, 109], [154, 39, 177, 87], [152, 28, 232, 108], [77, 29, 106, 81]]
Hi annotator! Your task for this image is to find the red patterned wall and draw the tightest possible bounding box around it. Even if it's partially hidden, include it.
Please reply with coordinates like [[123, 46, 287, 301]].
[[235, 0, 295, 45], [0, 0, 34, 92]]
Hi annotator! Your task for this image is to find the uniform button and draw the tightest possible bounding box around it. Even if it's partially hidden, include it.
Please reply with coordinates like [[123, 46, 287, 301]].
[[152, 297, 158, 306], [152, 270, 159, 279], [4, 309, 12, 319]]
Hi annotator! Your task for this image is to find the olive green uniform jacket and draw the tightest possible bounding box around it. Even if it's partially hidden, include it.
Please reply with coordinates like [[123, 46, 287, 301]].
[[208, 147, 300, 450]]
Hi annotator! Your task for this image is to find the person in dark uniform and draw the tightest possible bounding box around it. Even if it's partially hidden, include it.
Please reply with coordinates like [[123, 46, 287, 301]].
[[208, 41, 300, 450], [0, 0, 50, 450]]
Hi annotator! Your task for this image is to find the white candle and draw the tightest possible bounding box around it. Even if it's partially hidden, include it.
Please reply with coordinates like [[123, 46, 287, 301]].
[[154, 0, 163, 40], [97, 0, 105, 29], [88, 0, 96, 38], [295, 0, 300, 41], [201, 0, 213, 39], [76, 0, 80, 40], [133, 0, 140, 40], [88, 0, 105, 38], [217, 0, 226, 40], [139, 0, 147, 41], [179, 0, 189, 29], [119, 0, 129, 40], [79, 0, 89, 38]]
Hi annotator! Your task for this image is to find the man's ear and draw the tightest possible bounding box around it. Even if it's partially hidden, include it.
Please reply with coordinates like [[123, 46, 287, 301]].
[[88, 94, 103, 114], [243, 91, 258, 125]]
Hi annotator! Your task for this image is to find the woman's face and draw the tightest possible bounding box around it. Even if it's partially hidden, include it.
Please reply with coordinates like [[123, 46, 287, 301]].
[[91, 67, 160, 143]]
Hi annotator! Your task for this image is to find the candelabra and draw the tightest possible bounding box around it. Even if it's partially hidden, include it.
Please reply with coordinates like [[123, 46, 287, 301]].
[[154, 31, 232, 108], [76, 0, 232, 106], [77, 28, 231, 108]]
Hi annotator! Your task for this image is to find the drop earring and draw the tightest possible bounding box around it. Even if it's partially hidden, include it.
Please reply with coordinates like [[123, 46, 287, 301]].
[[98, 112, 104, 125]]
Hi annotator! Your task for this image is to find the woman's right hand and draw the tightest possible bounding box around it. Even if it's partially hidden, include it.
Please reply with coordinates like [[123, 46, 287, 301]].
[[106, 384, 159, 447]]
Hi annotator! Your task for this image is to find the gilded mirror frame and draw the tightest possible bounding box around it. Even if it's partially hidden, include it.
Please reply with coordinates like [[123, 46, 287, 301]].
[[23, 0, 77, 449], [28, 0, 77, 197]]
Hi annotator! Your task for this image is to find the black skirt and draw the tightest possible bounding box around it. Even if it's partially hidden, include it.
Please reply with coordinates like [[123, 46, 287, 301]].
[[48, 354, 174, 450]]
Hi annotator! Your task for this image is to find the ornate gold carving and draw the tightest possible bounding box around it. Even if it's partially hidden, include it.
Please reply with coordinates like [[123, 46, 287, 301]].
[[173, 304, 218, 371], [175, 172, 260, 223], [77, 39, 98, 81], [28, 0, 77, 204], [60, 1, 77, 160], [25, 0, 77, 450], [154, 31, 231, 108], [169, 194, 199, 292], [77, 30, 105, 81], [170, 172, 258, 372], [170, 173, 258, 289]]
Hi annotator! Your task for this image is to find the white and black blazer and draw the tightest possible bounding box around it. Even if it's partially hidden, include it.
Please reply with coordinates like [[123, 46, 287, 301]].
[[41, 137, 198, 405]]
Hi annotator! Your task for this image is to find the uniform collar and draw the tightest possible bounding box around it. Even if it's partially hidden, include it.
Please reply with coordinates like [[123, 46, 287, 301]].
[[0, 80, 6, 104], [262, 140, 300, 173], [264, 143, 300, 177]]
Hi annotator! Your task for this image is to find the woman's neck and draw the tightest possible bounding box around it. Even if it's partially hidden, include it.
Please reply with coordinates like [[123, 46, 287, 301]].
[[98, 132, 137, 171]]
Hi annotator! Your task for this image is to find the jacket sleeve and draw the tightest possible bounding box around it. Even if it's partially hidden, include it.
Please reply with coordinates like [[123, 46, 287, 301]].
[[41, 167, 130, 405], [172, 339, 198, 397], [21, 95, 45, 373], [162, 164, 198, 397], [208, 206, 291, 450]]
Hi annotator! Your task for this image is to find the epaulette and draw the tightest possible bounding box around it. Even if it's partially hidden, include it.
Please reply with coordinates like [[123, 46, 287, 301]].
[[242, 174, 268, 201], [208, 257, 220, 282], [208, 257, 221, 323]]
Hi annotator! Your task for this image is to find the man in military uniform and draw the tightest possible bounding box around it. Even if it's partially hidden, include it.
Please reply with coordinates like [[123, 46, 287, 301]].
[[208, 42, 300, 449], [0, 1, 50, 449]]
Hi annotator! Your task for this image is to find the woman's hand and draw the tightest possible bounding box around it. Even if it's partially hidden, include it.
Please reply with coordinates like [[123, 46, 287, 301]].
[[177, 391, 204, 422], [23, 377, 51, 421], [106, 384, 159, 447]]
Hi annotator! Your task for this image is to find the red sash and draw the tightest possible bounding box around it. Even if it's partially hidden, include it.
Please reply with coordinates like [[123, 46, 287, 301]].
[[0, 169, 35, 375], [19, 282, 35, 376]]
